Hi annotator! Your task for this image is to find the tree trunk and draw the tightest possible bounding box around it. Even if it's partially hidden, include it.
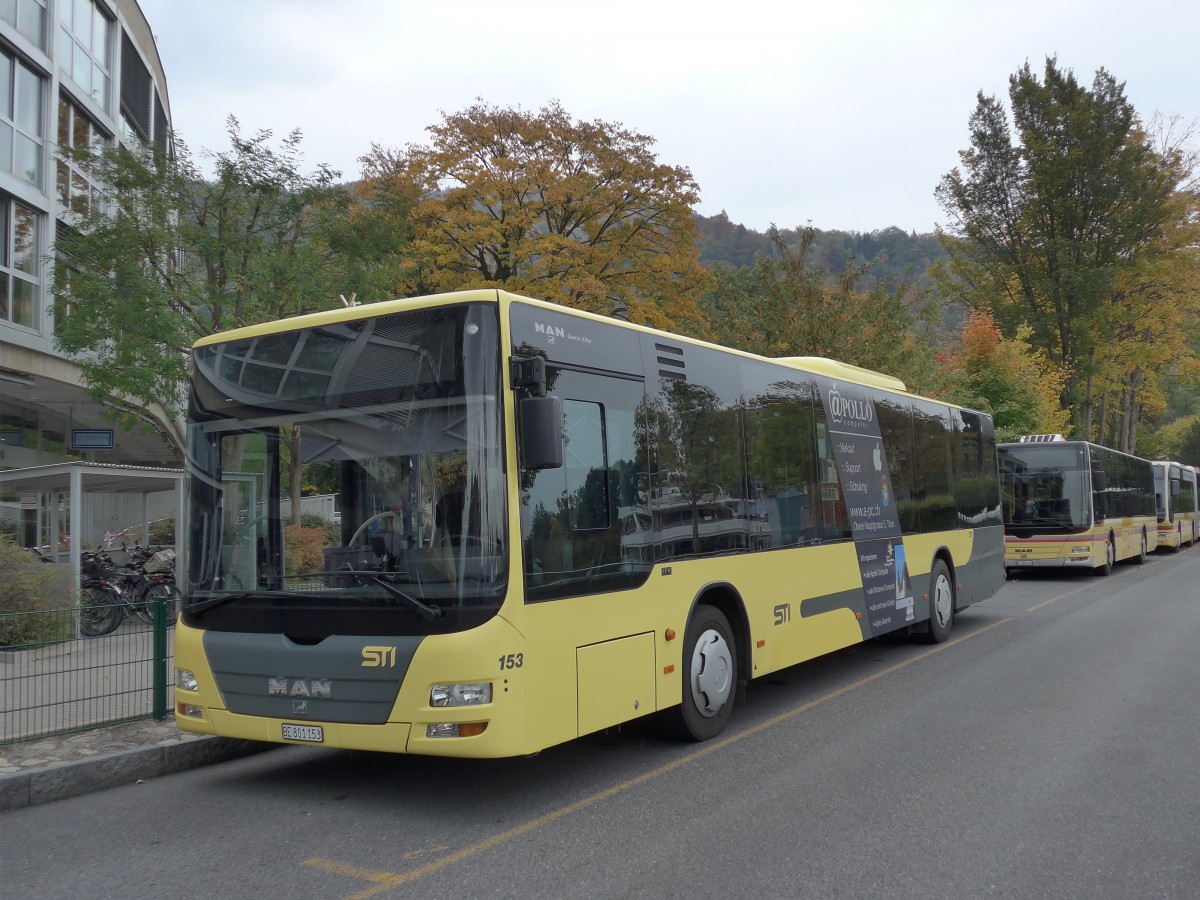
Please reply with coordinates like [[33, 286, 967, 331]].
[[1118, 381, 1134, 453], [1125, 370, 1142, 454], [1081, 374, 1094, 443]]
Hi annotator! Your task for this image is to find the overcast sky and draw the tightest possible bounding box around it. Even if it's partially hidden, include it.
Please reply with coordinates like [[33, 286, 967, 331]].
[[135, 0, 1198, 235]]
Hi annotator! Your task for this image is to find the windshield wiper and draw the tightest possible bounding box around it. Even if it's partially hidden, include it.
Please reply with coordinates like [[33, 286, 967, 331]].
[[297, 569, 444, 621], [188, 590, 318, 615]]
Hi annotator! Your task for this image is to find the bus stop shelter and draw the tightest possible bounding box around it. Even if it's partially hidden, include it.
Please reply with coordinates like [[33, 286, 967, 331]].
[[0, 462, 184, 601]]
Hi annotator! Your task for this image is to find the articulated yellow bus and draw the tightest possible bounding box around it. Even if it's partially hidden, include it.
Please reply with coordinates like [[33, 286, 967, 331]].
[[1152, 460, 1198, 550], [998, 436, 1158, 575], [174, 289, 1005, 758]]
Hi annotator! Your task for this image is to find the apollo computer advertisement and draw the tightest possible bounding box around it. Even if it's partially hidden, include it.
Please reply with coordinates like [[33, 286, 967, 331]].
[[819, 381, 914, 635]]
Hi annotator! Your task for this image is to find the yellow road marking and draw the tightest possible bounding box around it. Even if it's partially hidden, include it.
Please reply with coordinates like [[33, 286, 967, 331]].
[[306, 616, 1013, 896], [303, 858, 407, 899]]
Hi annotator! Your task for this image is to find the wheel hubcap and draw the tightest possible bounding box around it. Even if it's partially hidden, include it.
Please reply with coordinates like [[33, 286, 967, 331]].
[[690, 629, 733, 718], [934, 575, 953, 629]]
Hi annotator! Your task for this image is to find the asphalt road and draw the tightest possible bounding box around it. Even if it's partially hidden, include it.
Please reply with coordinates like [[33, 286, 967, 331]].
[[4, 549, 1199, 900]]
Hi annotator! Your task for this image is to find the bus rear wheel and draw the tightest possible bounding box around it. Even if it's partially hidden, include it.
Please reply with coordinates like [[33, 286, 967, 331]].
[[1097, 534, 1115, 576], [669, 605, 737, 742], [920, 560, 954, 644], [1136, 529, 1148, 564]]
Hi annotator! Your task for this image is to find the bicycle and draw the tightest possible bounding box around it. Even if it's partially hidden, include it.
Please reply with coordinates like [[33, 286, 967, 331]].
[[78, 549, 126, 637], [77, 547, 178, 636]]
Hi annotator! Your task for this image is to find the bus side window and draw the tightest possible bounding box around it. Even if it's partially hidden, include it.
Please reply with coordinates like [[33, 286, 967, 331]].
[[520, 373, 651, 602], [910, 400, 956, 532], [812, 413, 852, 543], [876, 394, 917, 533]]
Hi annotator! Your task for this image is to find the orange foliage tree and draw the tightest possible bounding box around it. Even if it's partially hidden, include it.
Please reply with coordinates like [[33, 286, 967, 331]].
[[942, 310, 1069, 441], [359, 100, 713, 335]]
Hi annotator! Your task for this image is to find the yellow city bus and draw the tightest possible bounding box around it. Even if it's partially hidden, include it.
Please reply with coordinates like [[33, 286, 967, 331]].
[[1152, 460, 1198, 550], [998, 435, 1158, 575], [173, 289, 1005, 758]]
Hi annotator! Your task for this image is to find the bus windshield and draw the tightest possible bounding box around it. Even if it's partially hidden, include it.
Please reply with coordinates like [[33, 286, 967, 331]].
[[1001, 444, 1092, 533], [184, 303, 507, 636]]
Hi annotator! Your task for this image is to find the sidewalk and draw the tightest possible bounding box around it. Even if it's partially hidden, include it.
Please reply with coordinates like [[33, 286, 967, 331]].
[[2, 604, 271, 811], [0, 715, 269, 812]]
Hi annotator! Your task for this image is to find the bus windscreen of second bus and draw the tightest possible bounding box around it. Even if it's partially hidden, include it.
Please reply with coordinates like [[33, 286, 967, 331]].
[[1003, 444, 1091, 531]]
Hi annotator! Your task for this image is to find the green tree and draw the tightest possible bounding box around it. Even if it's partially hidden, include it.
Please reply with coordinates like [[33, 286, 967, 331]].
[[359, 99, 713, 334], [52, 118, 363, 419], [936, 57, 1187, 447], [1177, 419, 1200, 467], [704, 225, 944, 394]]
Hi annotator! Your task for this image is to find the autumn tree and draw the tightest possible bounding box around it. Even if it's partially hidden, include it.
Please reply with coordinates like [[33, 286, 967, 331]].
[[359, 100, 713, 334], [941, 310, 1069, 442], [936, 57, 1193, 448], [704, 225, 944, 393]]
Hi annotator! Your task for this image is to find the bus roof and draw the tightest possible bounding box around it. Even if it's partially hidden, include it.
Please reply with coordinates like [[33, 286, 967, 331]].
[[193, 288, 961, 406], [191, 289, 504, 349]]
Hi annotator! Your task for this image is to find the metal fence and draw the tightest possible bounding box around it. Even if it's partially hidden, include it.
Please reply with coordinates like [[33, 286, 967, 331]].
[[0, 599, 174, 745]]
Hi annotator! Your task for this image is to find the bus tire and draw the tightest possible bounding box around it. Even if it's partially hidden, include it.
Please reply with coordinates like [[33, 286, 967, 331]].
[[1136, 528, 1148, 564], [669, 605, 737, 742], [920, 559, 954, 644], [1097, 534, 1115, 576]]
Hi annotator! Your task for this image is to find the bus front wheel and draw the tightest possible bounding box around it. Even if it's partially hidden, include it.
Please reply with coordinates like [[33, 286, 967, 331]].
[[670, 605, 737, 742], [920, 560, 954, 644]]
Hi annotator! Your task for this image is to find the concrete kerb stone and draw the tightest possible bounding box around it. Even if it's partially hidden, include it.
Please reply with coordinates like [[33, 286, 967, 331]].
[[0, 735, 272, 812]]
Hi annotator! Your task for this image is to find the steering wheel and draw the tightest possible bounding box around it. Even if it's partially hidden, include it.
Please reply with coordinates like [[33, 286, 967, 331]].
[[347, 511, 404, 551]]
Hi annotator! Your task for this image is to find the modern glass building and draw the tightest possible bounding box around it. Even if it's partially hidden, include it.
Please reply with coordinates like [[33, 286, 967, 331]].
[[0, 0, 177, 468], [1, 1, 177, 545]]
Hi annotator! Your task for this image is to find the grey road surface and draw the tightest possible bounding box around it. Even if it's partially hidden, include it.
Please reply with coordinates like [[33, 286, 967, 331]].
[[3, 550, 1199, 900]]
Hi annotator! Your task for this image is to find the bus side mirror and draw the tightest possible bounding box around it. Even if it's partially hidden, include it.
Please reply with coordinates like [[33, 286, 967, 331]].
[[519, 395, 563, 469]]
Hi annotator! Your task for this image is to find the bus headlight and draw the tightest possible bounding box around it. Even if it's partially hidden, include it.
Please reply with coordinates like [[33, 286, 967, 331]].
[[175, 668, 199, 692], [1071, 545, 1090, 554], [430, 682, 492, 707]]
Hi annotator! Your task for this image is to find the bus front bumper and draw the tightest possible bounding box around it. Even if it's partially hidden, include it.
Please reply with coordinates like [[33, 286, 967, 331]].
[[1006, 539, 1102, 569]]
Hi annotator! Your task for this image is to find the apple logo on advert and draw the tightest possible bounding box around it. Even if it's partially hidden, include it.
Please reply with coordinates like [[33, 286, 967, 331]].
[[872, 444, 883, 472]]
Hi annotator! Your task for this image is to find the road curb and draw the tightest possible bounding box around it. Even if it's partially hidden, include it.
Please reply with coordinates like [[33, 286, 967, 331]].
[[0, 735, 271, 811]]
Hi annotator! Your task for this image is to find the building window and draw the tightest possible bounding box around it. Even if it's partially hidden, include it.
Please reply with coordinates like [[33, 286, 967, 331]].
[[0, 47, 43, 188], [56, 94, 108, 217], [57, 0, 111, 110], [119, 29, 150, 140], [0, 196, 41, 329], [1, 0, 48, 50]]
